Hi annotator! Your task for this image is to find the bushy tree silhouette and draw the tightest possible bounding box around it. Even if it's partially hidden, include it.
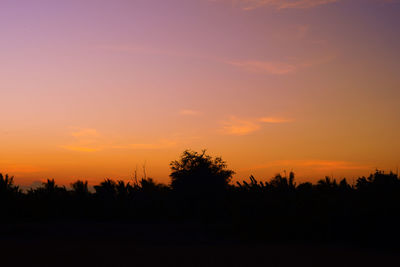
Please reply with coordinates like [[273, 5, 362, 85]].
[[170, 150, 234, 195], [169, 150, 235, 219], [356, 170, 400, 192]]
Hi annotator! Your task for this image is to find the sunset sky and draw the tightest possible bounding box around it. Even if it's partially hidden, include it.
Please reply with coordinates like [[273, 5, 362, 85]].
[[1, 0, 399, 187]]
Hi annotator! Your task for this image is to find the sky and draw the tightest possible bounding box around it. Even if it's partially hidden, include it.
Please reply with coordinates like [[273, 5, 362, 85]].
[[1, 0, 400, 187]]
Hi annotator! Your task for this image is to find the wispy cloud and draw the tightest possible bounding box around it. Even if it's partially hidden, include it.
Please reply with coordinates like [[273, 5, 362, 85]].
[[253, 160, 372, 171], [180, 109, 201, 116], [221, 116, 261, 136], [221, 115, 292, 135], [98, 44, 179, 57], [63, 128, 179, 152], [70, 128, 99, 138], [227, 60, 296, 75], [0, 163, 44, 174], [296, 25, 310, 39], [61, 145, 102, 152], [97, 44, 216, 62], [379, 0, 400, 3], [228, 53, 336, 75], [99, 42, 335, 77], [112, 139, 177, 150], [300, 160, 371, 171], [259, 117, 293, 123], [62, 128, 103, 152], [222, 0, 339, 10]]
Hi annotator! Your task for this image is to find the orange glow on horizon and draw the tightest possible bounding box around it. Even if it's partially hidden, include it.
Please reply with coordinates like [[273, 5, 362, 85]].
[[1, 0, 399, 187]]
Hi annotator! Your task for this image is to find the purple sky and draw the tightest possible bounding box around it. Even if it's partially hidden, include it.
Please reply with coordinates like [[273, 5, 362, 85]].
[[1, 0, 399, 185]]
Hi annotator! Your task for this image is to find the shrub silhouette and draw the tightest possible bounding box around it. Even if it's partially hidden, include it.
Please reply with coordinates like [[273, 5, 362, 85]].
[[170, 149, 234, 195]]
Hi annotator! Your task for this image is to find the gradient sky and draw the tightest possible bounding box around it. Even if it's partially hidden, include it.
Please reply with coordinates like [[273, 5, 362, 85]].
[[1, 0, 400, 187]]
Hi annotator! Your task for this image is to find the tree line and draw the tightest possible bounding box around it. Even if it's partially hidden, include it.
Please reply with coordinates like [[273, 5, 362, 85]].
[[1, 150, 400, 245]]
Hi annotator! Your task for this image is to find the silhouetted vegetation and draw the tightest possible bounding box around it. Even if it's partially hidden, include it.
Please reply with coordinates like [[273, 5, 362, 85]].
[[1, 150, 400, 246]]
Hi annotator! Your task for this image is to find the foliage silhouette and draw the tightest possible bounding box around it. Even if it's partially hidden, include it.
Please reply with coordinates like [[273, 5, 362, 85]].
[[0, 152, 400, 246], [170, 149, 234, 194], [71, 180, 89, 197], [169, 150, 235, 220], [0, 174, 20, 195]]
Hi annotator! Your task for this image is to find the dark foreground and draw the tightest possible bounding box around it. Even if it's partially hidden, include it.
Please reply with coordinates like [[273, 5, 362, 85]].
[[0, 222, 398, 267], [1, 159, 400, 266]]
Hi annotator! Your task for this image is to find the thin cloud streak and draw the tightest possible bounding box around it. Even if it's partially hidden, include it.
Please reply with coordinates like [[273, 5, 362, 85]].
[[180, 109, 201, 116], [221, 115, 292, 135], [62, 146, 102, 153], [71, 128, 99, 138], [62, 128, 103, 152], [98, 44, 216, 62], [227, 60, 297, 75], [0, 163, 44, 174], [221, 117, 261, 136], [112, 139, 177, 150], [227, 54, 336, 75], [99, 44, 335, 76], [222, 0, 339, 10], [62, 128, 179, 152], [252, 160, 372, 171], [259, 117, 293, 123]]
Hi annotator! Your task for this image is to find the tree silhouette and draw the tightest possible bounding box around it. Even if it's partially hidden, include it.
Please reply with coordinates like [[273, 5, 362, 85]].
[[94, 179, 117, 200], [71, 180, 89, 197], [0, 173, 21, 218], [170, 149, 234, 195], [169, 150, 235, 219], [28, 179, 67, 197], [0, 173, 20, 195]]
